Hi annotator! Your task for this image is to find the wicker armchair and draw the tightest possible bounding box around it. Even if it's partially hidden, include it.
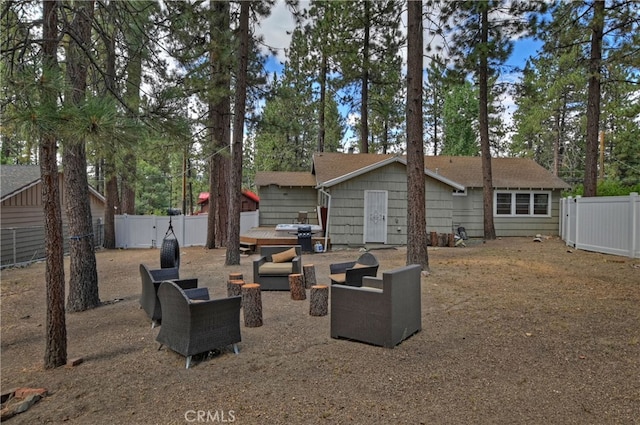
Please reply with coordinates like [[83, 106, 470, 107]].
[[139, 263, 198, 327], [156, 281, 242, 368], [252, 245, 302, 290], [329, 252, 379, 286], [330, 264, 422, 348]]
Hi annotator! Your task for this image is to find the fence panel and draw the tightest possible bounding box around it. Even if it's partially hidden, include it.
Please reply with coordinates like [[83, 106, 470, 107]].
[[562, 193, 639, 258], [114, 211, 259, 249], [1, 220, 103, 268]]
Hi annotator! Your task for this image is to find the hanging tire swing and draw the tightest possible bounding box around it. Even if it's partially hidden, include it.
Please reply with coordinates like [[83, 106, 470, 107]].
[[160, 217, 180, 269]]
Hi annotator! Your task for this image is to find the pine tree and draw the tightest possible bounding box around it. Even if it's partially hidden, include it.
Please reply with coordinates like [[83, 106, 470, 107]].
[[440, 0, 547, 239], [442, 81, 479, 156], [62, 0, 100, 312], [40, 0, 67, 369], [226, 0, 250, 266], [406, 0, 428, 271]]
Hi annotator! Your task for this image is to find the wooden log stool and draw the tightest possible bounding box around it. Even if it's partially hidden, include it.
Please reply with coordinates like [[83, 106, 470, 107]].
[[288, 273, 306, 301], [227, 273, 244, 297], [430, 231, 438, 247], [227, 279, 245, 297], [303, 264, 317, 289], [309, 285, 328, 317], [241, 283, 263, 327]]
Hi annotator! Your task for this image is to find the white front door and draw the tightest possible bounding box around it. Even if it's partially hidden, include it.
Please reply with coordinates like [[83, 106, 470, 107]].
[[364, 190, 387, 243]]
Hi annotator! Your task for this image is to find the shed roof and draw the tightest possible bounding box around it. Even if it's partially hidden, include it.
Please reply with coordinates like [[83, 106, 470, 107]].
[[1, 164, 107, 203], [197, 189, 260, 205], [1, 165, 42, 200], [254, 171, 317, 188]]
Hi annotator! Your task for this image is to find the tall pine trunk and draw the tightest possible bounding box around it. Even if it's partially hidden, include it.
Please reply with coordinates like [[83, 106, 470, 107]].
[[206, 0, 231, 249], [318, 53, 327, 152], [63, 0, 100, 312], [584, 0, 604, 197], [121, 15, 144, 215], [41, 0, 67, 369], [226, 0, 250, 266], [360, 0, 370, 153], [406, 0, 428, 271], [102, 2, 117, 249], [479, 7, 496, 240]]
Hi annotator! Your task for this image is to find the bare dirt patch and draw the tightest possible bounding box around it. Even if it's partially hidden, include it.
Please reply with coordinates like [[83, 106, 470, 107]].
[[1, 237, 639, 424]]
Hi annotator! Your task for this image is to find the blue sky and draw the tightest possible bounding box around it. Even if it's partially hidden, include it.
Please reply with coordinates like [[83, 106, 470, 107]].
[[258, 1, 543, 73]]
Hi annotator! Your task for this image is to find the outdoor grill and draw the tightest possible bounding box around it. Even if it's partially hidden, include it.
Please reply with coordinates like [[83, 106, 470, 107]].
[[297, 225, 313, 253]]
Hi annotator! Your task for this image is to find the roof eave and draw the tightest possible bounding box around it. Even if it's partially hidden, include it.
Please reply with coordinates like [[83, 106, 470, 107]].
[[395, 157, 465, 191], [1, 179, 41, 202]]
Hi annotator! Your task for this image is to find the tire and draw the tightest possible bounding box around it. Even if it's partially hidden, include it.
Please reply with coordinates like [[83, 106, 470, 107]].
[[160, 238, 180, 269]]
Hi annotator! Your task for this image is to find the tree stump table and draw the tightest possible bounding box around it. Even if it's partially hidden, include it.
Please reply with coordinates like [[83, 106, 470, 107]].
[[227, 273, 244, 297], [288, 273, 306, 300], [241, 283, 263, 327], [303, 264, 317, 289], [309, 285, 328, 316], [227, 280, 245, 297]]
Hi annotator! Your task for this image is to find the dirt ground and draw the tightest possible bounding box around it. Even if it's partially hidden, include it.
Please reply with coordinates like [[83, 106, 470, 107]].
[[1, 237, 639, 424]]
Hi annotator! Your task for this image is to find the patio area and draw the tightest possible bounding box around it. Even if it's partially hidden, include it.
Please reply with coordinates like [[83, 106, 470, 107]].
[[1, 239, 639, 424]]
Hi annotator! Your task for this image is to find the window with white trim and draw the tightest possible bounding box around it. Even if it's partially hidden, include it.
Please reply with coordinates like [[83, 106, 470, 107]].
[[494, 191, 551, 217]]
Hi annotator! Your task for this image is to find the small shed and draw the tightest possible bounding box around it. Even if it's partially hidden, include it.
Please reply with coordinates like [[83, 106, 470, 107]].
[[196, 189, 260, 214]]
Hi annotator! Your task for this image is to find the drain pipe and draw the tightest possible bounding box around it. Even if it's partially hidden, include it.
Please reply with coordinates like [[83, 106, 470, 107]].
[[319, 188, 331, 252]]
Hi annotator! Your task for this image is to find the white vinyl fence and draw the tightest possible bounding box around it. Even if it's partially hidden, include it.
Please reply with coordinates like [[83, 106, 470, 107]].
[[115, 211, 259, 249], [560, 193, 639, 258]]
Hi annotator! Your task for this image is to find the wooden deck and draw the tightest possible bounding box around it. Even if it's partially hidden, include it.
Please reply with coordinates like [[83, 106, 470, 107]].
[[240, 227, 329, 253]]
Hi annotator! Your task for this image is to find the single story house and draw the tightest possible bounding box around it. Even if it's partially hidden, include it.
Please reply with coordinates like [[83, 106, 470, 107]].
[[1, 165, 106, 267], [254, 153, 570, 248]]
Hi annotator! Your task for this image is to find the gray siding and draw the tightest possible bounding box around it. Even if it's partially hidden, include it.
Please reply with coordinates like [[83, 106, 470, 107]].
[[257, 185, 318, 227], [452, 188, 563, 238], [328, 162, 453, 247], [452, 190, 484, 237], [1, 174, 106, 228], [1, 175, 107, 267]]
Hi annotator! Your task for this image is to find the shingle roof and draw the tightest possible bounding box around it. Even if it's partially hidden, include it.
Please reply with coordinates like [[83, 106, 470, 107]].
[[1, 165, 42, 200], [309, 153, 569, 190], [1, 164, 107, 203], [426, 156, 571, 189], [255, 171, 317, 187], [312, 152, 395, 184]]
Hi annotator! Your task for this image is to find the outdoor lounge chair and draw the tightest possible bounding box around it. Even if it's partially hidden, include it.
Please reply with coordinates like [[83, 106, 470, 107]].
[[330, 264, 422, 348], [139, 263, 198, 327], [252, 245, 302, 290], [329, 252, 379, 286], [156, 281, 242, 369]]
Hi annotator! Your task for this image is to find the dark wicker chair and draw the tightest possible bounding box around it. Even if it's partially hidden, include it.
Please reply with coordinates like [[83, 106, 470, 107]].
[[329, 252, 379, 286], [139, 263, 198, 328], [156, 281, 242, 368], [252, 245, 302, 290], [331, 264, 422, 348]]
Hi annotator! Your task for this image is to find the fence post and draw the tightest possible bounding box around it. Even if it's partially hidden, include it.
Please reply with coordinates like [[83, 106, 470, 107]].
[[559, 198, 565, 241], [574, 196, 581, 249], [630, 192, 638, 258]]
